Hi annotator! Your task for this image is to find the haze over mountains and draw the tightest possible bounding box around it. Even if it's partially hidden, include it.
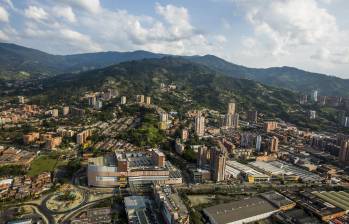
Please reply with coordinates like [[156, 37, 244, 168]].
[[1, 42, 348, 96], [0, 43, 164, 78]]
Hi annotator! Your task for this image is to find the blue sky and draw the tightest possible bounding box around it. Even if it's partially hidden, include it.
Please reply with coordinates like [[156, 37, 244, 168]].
[[0, 0, 349, 78]]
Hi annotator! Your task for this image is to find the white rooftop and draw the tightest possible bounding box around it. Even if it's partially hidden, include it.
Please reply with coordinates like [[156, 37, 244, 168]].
[[249, 161, 285, 175], [226, 160, 269, 178]]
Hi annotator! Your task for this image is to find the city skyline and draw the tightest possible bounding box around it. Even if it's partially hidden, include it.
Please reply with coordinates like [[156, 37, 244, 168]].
[[1, 1, 349, 223]]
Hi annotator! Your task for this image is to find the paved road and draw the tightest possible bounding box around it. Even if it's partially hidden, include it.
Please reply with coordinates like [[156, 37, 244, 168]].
[[40, 189, 87, 216], [22, 203, 53, 224], [59, 196, 113, 224]]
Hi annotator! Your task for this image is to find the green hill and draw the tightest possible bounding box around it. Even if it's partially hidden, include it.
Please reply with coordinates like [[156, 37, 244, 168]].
[[29, 57, 343, 132], [1, 42, 349, 96], [187, 55, 349, 96], [0, 43, 164, 79]]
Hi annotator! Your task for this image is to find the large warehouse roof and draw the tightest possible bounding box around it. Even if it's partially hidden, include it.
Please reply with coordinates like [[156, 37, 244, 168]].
[[203, 196, 278, 224], [249, 161, 285, 175], [312, 191, 349, 211]]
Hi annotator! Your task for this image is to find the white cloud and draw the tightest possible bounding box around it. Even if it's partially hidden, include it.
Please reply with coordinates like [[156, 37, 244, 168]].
[[61, 0, 101, 14], [229, 0, 349, 76], [53, 6, 76, 23], [336, 49, 349, 64], [242, 37, 256, 49], [214, 35, 227, 44], [60, 29, 101, 51], [0, 6, 9, 22], [155, 3, 194, 39], [3, 0, 349, 77], [22, 21, 101, 53], [6, 1, 227, 58], [319, 0, 334, 4], [314, 47, 349, 64], [0, 26, 18, 41], [0, 30, 9, 40], [2, 0, 20, 14], [3, 0, 14, 8], [24, 6, 48, 21], [311, 48, 331, 61], [243, 0, 338, 55], [75, 3, 223, 55]]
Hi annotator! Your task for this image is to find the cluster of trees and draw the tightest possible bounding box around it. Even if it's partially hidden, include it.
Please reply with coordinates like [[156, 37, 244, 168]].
[[57, 191, 76, 201], [0, 165, 26, 177], [65, 158, 81, 177], [120, 108, 165, 147]]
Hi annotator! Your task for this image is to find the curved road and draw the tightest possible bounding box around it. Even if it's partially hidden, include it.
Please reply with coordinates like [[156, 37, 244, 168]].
[[40, 189, 87, 215], [58, 196, 113, 224], [22, 203, 53, 224]]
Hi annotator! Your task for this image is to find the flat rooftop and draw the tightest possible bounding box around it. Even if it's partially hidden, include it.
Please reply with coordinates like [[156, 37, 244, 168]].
[[268, 160, 321, 182], [88, 154, 116, 166], [124, 196, 147, 209], [89, 150, 165, 170], [261, 191, 295, 208], [226, 160, 269, 178], [312, 191, 349, 211], [278, 209, 321, 224], [249, 161, 286, 175], [203, 196, 278, 224], [297, 191, 344, 217]]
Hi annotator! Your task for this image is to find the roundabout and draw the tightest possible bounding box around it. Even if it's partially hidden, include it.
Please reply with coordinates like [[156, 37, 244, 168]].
[[44, 184, 85, 214]]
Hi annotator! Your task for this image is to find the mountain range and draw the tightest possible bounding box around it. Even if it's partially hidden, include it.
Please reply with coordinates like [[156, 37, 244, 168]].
[[1, 42, 348, 96], [1, 47, 344, 132], [19, 57, 339, 132]]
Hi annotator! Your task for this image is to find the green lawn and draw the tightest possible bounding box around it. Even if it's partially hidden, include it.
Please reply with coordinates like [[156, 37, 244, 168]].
[[27, 155, 58, 177], [320, 107, 337, 114]]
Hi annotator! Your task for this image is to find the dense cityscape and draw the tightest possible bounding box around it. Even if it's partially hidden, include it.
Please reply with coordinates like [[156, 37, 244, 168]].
[[1, 82, 349, 224], [1, 0, 349, 224]]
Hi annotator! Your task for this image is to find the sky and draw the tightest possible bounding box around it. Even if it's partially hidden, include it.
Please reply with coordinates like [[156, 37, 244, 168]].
[[0, 0, 349, 78]]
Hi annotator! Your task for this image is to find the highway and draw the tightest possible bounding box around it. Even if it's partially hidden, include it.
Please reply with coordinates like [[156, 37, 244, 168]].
[[58, 196, 113, 224]]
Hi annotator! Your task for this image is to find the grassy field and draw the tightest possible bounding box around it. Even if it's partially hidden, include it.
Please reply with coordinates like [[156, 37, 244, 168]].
[[187, 195, 214, 207], [27, 155, 58, 177]]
